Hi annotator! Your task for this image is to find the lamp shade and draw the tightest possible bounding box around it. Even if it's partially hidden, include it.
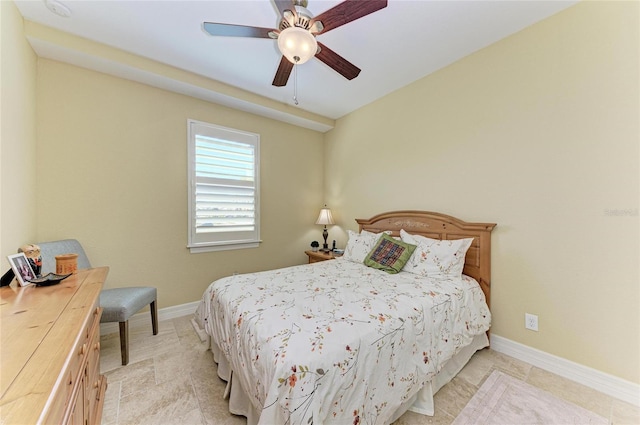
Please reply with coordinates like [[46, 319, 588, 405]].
[[315, 208, 335, 225], [277, 27, 317, 65]]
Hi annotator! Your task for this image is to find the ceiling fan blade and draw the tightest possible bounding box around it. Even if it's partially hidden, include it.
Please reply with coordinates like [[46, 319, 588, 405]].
[[203, 22, 275, 39], [274, 0, 294, 18], [315, 42, 361, 80], [272, 56, 294, 87], [311, 0, 387, 35]]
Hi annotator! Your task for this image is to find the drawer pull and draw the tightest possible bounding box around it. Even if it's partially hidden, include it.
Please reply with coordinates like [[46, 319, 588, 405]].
[[79, 343, 86, 356], [94, 342, 100, 351]]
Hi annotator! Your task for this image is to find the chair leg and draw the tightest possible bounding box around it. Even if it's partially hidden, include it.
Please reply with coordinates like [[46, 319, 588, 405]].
[[150, 300, 158, 335], [119, 321, 129, 366]]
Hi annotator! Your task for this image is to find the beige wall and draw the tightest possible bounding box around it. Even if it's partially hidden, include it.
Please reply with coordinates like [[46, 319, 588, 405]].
[[35, 60, 324, 307], [324, 1, 639, 384], [0, 1, 38, 259]]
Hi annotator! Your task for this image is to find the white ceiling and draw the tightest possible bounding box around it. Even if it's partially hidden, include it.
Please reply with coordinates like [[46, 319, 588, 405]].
[[14, 0, 578, 127]]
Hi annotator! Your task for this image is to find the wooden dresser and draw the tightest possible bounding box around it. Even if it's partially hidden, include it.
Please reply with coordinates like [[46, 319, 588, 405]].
[[0, 267, 109, 424]]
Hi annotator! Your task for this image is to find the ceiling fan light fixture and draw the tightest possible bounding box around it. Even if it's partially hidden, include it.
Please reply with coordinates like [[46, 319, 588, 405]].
[[277, 27, 317, 64]]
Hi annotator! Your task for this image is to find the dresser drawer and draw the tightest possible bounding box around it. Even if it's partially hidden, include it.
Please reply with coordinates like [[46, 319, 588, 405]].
[[58, 337, 85, 410], [85, 305, 101, 340], [86, 310, 102, 418], [62, 306, 99, 406]]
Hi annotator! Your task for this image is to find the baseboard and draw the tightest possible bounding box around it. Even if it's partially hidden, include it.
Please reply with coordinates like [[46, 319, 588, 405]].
[[100, 300, 199, 335], [491, 334, 640, 407]]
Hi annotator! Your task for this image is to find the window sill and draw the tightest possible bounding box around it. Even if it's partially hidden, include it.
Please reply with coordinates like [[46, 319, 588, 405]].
[[188, 240, 261, 254]]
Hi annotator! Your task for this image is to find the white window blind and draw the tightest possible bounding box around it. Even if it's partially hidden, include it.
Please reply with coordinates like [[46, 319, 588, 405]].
[[187, 120, 260, 252]]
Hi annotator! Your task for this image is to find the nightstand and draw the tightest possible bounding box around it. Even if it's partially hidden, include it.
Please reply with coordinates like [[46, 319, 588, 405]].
[[305, 250, 335, 264]]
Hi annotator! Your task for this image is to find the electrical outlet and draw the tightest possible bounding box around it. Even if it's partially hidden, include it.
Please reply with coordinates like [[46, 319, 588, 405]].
[[525, 313, 539, 331]]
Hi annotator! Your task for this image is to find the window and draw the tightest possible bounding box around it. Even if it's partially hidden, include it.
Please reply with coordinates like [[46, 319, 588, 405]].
[[187, 119, 260, 253]]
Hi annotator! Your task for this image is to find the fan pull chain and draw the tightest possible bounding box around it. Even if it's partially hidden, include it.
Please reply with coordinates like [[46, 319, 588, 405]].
[[293, 62, 299, 106]]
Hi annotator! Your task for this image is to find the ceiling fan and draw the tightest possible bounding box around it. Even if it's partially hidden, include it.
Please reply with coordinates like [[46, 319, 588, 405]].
[[203, 0, 388, 87]]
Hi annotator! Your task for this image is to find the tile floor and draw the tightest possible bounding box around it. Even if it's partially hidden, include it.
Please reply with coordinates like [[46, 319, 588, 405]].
[[100, 316, 640, 425]]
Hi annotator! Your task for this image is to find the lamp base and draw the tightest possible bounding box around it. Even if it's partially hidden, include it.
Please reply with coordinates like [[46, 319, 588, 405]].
[[322, 227, 329, 252]]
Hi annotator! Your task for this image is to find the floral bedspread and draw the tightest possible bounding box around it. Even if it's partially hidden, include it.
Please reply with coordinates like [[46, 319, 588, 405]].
[[199, 258, 490, 425]]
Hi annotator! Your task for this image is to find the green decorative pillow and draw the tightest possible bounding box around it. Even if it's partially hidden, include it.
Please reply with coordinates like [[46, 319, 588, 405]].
[[364, 233, 417, 274]]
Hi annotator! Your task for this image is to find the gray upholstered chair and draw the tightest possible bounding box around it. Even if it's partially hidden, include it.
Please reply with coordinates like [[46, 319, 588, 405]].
[[38, 239, 158, 365]]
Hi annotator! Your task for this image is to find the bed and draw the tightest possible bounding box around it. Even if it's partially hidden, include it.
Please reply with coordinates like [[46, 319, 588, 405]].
[[195, 210, 496, 424]]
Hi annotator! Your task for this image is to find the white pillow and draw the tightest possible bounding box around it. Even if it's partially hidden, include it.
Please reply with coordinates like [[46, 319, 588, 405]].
[[343, 230, 390, 263], [400, 229, 473, 278]]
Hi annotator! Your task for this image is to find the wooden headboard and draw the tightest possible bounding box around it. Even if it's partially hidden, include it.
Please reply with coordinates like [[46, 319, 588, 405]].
[[356, 211, 497, 308]]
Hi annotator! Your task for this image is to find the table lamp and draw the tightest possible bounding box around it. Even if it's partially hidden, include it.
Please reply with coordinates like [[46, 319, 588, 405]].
[[315, 206, 335, 252]]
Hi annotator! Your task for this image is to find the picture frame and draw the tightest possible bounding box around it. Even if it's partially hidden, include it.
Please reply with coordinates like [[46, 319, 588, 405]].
[[7, 253, 36, 286]]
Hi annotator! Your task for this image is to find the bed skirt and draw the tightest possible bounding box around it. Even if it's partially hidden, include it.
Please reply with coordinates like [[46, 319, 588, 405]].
[[202, 323, 488, 424]]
